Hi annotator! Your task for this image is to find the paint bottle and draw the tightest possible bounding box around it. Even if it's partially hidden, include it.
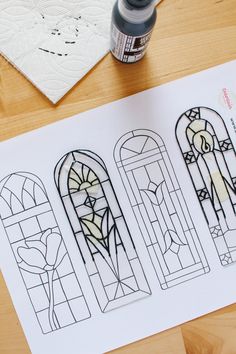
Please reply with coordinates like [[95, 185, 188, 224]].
[[111, 0, 157, 63]]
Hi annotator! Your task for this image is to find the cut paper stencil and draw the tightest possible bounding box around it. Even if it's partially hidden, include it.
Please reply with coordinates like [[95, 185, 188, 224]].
[[176, 107, 236, 265], [0, 173, 90, 334], [114, 130, 209, 289], [0, 0, 115, 103], [55, 150, 151, 312]]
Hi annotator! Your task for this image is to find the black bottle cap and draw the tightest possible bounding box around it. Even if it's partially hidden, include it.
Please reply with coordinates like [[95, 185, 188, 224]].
[[126, 0, 153, 8]]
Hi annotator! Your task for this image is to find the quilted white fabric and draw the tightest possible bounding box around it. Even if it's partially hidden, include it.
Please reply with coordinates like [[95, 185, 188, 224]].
[[0, 0, 115, 103]]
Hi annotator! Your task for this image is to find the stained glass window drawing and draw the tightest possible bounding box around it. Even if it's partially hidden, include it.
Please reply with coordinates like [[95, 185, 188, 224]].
[[0, 172, 90, 334], [176, 107, 236, 266], [114, 129, 209, 290], [54, 150, 151, 313]]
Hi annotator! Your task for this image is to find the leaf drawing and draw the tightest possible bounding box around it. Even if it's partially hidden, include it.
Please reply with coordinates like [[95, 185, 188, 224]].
[[163, 230, 172, 253], [163, 230, 186, 254], [170, 230, 186, 245], [81, 218, 103, 240]]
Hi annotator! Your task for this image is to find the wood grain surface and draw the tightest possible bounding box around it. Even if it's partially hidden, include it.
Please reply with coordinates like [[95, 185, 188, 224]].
[[0, 0, 236, 353]]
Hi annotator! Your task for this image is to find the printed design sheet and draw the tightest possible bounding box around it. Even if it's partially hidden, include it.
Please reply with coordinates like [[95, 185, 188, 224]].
[[0, 172, 91, 333], [114, 129, 209, 289], [54, 150, 151, 312], [0, 61, 236, 354], [176, 107, 236, 265]]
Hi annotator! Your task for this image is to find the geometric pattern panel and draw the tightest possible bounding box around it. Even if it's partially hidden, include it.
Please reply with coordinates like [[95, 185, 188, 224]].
[[0, 172, 90, 334], [114, 130, 210, 290], [176, 107, 236, 266], [54, 150, 151, 312]]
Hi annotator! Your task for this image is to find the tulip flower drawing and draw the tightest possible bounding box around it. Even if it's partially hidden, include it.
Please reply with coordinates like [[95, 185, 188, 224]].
[[17, 229, 66, 331], [81, 208, 120, 275], [142, 181, 165, 206]]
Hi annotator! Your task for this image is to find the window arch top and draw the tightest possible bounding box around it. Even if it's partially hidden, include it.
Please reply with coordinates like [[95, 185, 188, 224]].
[[114, 129, 165, 164], [0, 172, 47, 218]]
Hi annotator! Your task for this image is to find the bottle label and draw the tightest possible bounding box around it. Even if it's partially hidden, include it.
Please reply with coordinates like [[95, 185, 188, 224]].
[[111, 24, 152, 63]]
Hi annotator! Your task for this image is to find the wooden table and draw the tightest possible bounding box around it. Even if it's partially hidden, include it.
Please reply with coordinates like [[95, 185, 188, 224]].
[[0, 0, 236, 353]]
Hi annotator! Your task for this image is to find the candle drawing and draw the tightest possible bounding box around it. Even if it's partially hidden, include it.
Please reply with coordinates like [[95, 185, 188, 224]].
[[176, 107, 236, 265]]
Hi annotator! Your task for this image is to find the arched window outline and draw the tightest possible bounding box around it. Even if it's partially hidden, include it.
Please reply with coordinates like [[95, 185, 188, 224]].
[[54, 150, 151, 313], [114, 129, 210, 289], [0, 172, 90, 334], [176, 106, 236, 265]]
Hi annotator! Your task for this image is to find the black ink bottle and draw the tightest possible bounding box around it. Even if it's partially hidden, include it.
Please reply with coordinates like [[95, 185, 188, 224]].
[[111, 0, 157, 63]]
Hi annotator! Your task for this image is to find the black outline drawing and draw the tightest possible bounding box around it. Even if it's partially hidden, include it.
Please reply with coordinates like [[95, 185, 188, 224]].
[[114, 129, 209, 289], [54, 150, 151, 312], [176, 107, 236, 265], [0, 172, 90, 334]]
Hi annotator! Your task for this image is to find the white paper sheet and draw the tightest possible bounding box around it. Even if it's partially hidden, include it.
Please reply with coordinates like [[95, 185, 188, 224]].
[[0, 61, 236, 354], [0, 0, 115, 103]]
